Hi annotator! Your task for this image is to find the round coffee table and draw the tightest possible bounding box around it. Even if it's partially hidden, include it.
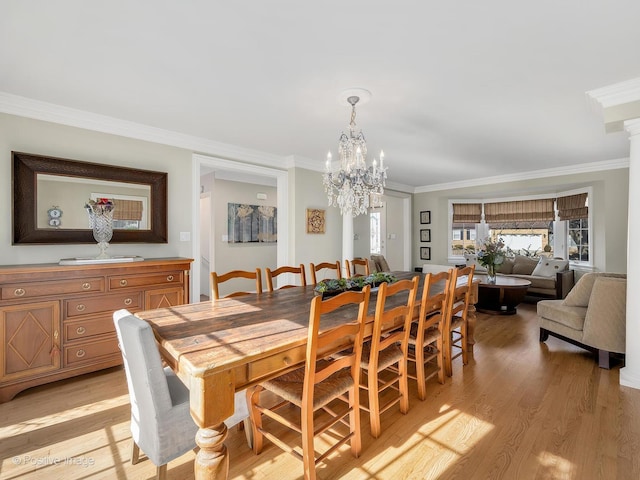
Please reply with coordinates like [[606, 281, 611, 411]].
[[476, 275, 531, 315]]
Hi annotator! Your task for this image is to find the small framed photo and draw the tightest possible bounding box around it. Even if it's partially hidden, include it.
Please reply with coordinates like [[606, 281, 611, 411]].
[[420, 229, 431, 242], [420, 210, 431, 224], [420, 247, 431, 260]]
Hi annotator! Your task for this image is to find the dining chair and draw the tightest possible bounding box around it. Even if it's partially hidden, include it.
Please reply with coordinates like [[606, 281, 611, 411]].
[[444, 265, 476, 377], [211, 268, 262, 300], [345, 258, 371, 278], [370, 254, 391, 273], [407, 269, 453, 400], [309, 261, 342, 284], [265, 264, 307, 292], [246, 286, 371, 480], [360, 276, 419, 438], [113, 309, 250, 480]]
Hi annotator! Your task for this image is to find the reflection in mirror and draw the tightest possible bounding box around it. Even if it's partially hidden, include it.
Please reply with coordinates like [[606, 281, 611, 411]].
[[37, 174, 151, 230]]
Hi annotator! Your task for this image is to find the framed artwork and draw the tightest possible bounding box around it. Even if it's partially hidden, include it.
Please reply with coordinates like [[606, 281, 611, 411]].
[[420, 247, 431, 260], [228, 203, 277, 243], [420, 210, 431, 224], [306, 208, 325, 234], [420, 229, 431, 242]]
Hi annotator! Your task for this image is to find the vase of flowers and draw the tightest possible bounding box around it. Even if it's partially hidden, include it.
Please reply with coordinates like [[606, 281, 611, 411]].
[[85, 198, 115, 259], [476, 237, 506, 284]]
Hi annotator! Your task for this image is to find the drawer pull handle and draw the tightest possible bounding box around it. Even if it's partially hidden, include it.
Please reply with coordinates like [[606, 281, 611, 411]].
[[76, 326, 86, 335], [14, 288, 25, 297], [82, 282, 91, 290], [120, 279, 128, 287], [124, 298, 132, 306], [167, 275, 174, 282], [283, 356, 292, 366], [76, 304, 86, 312], [76, 349, 86, 358]]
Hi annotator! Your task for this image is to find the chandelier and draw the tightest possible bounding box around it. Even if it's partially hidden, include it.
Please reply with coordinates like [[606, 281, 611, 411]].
[[323, 94, 387, 216]]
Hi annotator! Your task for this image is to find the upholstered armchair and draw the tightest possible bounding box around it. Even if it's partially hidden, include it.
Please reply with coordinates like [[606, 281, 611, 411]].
[[537, 273, 626, 368]]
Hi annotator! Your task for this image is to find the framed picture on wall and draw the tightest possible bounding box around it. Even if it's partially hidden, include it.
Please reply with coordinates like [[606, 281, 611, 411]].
[[420, 210, 431, 224], [420, 229, 431, 242], [420, 247, 431, 260], [306, 208, 326, 234]]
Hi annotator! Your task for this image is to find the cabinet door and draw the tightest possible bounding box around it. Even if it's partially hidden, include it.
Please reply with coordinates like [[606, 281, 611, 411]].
[[0, 301, 61, 382], [145, 287, 185, 309]]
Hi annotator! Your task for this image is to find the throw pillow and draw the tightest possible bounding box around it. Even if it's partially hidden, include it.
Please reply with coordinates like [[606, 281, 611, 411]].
[[512, 255, 539, 275], [497, 257, 514, 274], [463, 253, 487, 272], [531, 258, 569, 277]]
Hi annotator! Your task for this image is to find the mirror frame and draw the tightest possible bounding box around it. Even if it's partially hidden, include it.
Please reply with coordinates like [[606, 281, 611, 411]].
[[12, 151, 168, 244]]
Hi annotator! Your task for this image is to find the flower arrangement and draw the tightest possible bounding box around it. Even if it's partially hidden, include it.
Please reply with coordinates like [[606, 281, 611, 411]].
[[476, 237, 506, 281], [85, 198, 115, 214], [314, 272, 397, 297]]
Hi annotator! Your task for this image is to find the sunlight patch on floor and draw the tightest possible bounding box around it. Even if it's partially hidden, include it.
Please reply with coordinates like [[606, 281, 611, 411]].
[[537, 451, 575, 478]]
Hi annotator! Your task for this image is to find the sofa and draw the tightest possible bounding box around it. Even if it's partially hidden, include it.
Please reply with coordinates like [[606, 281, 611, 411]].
[[537, 272, 627, 368], [464, 253, 575, 299]]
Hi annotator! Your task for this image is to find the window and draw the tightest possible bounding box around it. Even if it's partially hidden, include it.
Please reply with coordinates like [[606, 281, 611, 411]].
[[370, 211, 381, 254], [448, 189, 590, 265]]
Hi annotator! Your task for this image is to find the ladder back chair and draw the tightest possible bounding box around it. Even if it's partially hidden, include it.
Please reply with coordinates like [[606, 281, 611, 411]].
[[211, 268, 262, 300], [444, 265, 476, 377], [247, 286, 371, 480], [309, 261, 342, 285], [407, 269, 453, 400], [345, 258, 371, 278], [265, 264, 307, 292], [360, 276, 419, 438]]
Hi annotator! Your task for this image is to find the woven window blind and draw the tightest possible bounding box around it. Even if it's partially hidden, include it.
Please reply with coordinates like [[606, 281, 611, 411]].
[[557, 193, 588, 220], [113, 199, 143, 221], [452, 203, 482, 223], [484, 198, 555, 223]]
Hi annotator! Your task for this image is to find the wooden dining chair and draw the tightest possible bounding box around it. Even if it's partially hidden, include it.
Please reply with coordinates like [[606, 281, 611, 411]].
[[345, 258, 370, 278], [360, 276, 419, 438], [247, 286, 371, 480], [444, 265, 476, 377], [211, 268, 262, 300], [265, 264, 307, 292], [407, 269, 453, 400], [309, 261, 342, 284]]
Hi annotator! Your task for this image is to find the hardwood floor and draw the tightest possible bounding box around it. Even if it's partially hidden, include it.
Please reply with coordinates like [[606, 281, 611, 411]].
[[1, 303, 639, 479]]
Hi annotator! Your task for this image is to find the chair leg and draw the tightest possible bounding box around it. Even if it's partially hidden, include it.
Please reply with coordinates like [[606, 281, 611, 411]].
[[368, 368, 381, 438], [247, 386, 264, 454], [415, 343, 427, 401], [243, 417, 253, 449], [461, 322, 469, 365], [598, 350, 612, 369], [436, 334, 445, 385], [399, 359, 409, 414], [348, 384, 361, 457], [156, 464, 167, 480], [301, 401, 317, 480], [131, 441, 141, 465]]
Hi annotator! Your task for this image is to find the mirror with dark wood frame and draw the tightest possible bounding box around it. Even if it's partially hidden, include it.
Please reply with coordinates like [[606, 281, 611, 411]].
[[12, 151, 168, 244]]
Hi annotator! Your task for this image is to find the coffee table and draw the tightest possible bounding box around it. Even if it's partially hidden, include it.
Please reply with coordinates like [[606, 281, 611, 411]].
[[476, 275, 531, 315]]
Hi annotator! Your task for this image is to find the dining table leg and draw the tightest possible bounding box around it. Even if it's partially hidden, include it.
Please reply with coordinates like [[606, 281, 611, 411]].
[[195, 425, 229, 480]]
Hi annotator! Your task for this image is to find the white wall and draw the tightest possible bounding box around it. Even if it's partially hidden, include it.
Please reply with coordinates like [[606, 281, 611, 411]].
[[413, 168, 629, 273], [0, 113, 193, 265]]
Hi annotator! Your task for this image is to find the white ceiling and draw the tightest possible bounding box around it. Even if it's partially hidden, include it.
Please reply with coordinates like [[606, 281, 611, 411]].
[[2, 1, 639, 189]]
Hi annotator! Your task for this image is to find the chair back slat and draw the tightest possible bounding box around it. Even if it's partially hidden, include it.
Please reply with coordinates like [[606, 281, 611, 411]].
[[309, 261, 342, 284], [266, 264, 307, 291], [211, 268, 262, 300]]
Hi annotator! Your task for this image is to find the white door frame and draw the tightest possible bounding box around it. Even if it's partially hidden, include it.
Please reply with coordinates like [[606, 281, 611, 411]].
[[190, 154, 289, 302]]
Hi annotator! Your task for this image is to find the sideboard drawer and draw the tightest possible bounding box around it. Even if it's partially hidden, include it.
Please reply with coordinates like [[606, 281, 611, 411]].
[[1, 277, 105, 300], [64, 337, 120, 367], [109, 271, 184, 290], [64, 317, 116, 341], [64, 292, 142, 319]]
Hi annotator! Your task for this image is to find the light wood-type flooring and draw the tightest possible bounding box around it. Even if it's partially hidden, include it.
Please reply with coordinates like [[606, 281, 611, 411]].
[[1, 303, 640, 479]]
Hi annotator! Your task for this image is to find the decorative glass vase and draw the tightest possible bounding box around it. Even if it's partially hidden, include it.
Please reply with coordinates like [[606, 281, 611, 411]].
[[486, 263, 497, 284], [87, 207, 114, 259]]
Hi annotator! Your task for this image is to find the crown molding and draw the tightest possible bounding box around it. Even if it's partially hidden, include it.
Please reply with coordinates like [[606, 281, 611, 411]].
[[586, 77, 640, 109], [414, 157, 630, 193], [0, 91, 288, 169]]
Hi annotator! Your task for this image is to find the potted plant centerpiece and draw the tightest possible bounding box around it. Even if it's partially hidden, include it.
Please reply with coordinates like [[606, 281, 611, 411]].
[[476, 237, 506, 284], [314, 272, 398, 298]]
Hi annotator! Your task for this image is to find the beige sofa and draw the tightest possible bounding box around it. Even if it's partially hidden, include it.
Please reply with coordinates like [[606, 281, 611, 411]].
[[464, 253, 575, 299], [537, 273, 627, 368]]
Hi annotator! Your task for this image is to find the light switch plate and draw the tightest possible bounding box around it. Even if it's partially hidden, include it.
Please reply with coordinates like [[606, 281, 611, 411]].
[[179, 232, 191, 242]]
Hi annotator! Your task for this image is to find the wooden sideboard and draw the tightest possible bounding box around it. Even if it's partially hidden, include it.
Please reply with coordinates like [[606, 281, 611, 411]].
[[0, 257, 192, 402]]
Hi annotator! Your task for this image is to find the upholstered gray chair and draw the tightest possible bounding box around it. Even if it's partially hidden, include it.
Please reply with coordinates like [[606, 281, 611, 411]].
[[113, 309, 249, 479]]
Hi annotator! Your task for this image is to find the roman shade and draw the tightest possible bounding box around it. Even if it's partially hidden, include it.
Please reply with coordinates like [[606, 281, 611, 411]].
[[557, 193, 588, 220], [452, 203, 482, 223], [113, 199, 144, 221], [484, 199, 555, 223]]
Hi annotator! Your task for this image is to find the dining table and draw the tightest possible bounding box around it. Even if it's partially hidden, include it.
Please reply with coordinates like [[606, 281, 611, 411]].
[[136, 271, 477, 480]]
